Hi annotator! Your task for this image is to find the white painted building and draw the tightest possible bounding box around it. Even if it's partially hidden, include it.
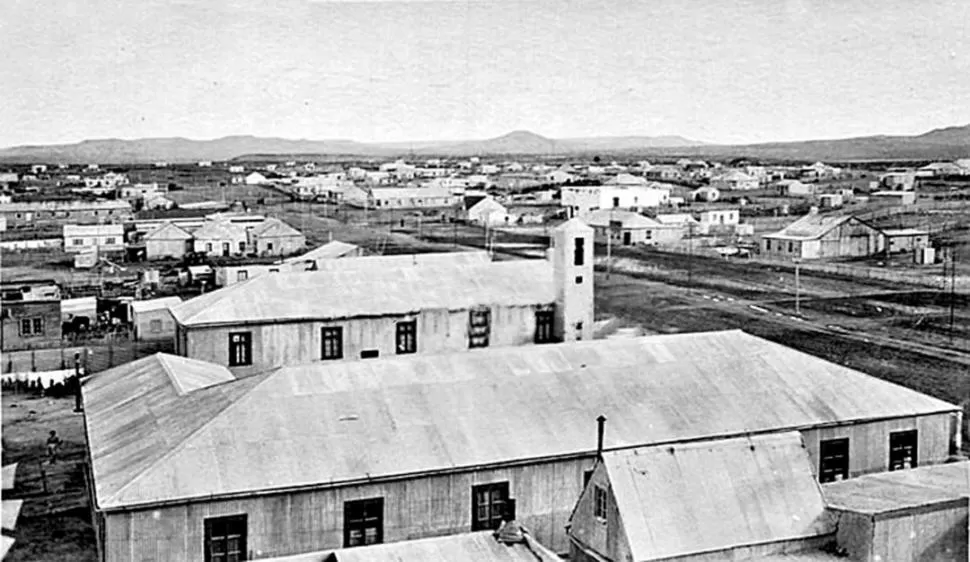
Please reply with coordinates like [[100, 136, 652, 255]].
[[63, 224, 125, 253]]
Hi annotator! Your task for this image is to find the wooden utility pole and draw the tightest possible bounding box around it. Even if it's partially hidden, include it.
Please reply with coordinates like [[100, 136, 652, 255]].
[[794, 259, 802, 315]]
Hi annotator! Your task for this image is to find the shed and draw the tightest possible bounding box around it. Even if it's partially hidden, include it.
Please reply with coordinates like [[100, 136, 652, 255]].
[[568, 432, 837, 561], [130, 297, 182, 342], [467, 196, 511, 226], [582, 209, 660, 246], [883, 228, 930, 254], [761, 213, 884, 260], [248, 217, 306, 256], [143, 222, 193, 260], [824, 461, 969, 562]]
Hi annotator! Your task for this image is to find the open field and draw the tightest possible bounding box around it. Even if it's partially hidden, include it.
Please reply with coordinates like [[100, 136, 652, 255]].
[[1, 393, 95, 562]]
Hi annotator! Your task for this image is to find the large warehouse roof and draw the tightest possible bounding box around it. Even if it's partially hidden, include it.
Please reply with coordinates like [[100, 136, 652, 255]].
[[83, 330, 958, 510]]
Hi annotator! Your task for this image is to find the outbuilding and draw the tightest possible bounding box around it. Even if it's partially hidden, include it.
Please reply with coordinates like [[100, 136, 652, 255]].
[[131, 297, 182, 342], [143, 222, 194, 260], [761, 212, 885, 260]]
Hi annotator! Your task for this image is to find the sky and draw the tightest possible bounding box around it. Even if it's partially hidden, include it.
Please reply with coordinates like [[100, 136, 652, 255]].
[[1, 0, 968, 147]]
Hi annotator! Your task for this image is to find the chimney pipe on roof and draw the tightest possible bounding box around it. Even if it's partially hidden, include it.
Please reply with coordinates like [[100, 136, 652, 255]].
[[596, 415, 607, 458]]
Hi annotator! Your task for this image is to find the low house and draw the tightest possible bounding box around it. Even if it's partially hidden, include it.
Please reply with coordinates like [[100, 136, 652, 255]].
[[0, 199, 132, 228], [644, 165, 682, 182], [761, 212, 885, 260], [690, 186, 720, 202], [144, 222, 193, 260], [81, 330, 961, 561], [775, 179, 815, 197], [192, 220, 248, 257], [582, 209, 658, 246], [363, 187, 460, 209], [214, 263, 291, 287], [871, 190, 916, 206], [916, 162, 963, 178], [131, 297, 182, 342], [697, 208, 739, 235], [883, 228, 930, 254], [801, 162, 842, 181], [823, 462, 969, 562], [711, 170, 758, 191], [466, 196, 511, 226], [63, 224, 125, 254], [171, 222, 595, 375], [0, 280, 61, 351], [248, 218, 306, 257], [878, 172, 916, 191], [546, 170, 575, 184], [819, 193, 844, 208], [568, 432, 837, 562], [245, 172, 269, 185]]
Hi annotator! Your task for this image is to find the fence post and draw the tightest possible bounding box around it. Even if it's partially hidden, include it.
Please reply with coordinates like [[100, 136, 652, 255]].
[[74, 352, 83, 413], [31, 349, 36, 372]]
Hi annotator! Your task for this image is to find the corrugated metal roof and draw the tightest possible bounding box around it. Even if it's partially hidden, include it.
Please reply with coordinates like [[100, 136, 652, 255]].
[[283, 241, 360, 263], [82, 354, 261, 509], [192, 220, 247, 240], [143, 222, 193, 241], [763, 214, 866, 241], [251, 217, 304, 238], [130, 296, 182, 313], [171, 258, 549, 327], [311, 250, 490, 272], [83, 330, 958, 510], [600, 432, 835, 562], [823, 461, 970, 515], [258, 531, 561, 562]]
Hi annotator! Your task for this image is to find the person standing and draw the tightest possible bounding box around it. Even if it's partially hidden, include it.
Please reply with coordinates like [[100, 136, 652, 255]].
[[46, 430, 62, 465]]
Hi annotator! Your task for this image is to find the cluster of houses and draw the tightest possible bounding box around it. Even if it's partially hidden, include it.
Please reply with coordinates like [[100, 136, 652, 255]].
[[139, 212, 306, 261], [67, 218, 967, 562]]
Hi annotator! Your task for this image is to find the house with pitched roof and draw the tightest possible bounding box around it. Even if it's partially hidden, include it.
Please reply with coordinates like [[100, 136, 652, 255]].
[[81, 330, 961, 561], [144, 222, 194, 260], [247, 217, 306, 257], [761, 212, 885, 260], [170, 221, 595, 375], [192, 220, 249, 257]]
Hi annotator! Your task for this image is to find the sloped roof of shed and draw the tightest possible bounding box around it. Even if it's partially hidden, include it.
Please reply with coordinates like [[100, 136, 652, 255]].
[[83, 330, 957, 510], [601, 432, 835, 562]]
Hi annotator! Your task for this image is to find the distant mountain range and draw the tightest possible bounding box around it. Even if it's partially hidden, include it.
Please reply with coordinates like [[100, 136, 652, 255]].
[[1, 125, 968, 164]]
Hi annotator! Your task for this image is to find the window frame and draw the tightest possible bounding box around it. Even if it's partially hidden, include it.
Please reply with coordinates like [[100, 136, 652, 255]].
[[236, 270, 249, 282], [149, 319, 163, 333], [471, 481, 509, 532], [321, 326, 343, 360], [534, 308, 555, 344], [228, 332, 252, 367], [344, 497, 384, 548], [594, 485, 608, 520], [574, 237, 585, 266], [468, 307, 491, 349], [889, 430, 918, 471], [395, 319, 417, 355], [203, 514, 247, 562], [819, 437, 850, 483]]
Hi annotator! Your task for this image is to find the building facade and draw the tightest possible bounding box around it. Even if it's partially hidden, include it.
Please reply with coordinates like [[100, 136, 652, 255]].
[[0, 200, 132, 228], [63, 224, 125, 254], [1, 280, 62, 351], [82, 330, 961, 562]]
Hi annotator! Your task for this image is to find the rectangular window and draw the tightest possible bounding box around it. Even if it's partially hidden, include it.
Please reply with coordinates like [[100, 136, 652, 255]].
[[574, 237, 585, 266], [206, 243, 213, 252], [360, 349, 380, 359], [236, 270, 248, 282], [819, 438, 850, 483], [20, 319, 32, 336], [267, 243, 274, 251], [344, 498, 383, 548], [73, 238, 83, 246], [766, 240, 771, 251], [468, 307, 491, 349], [889, 430, 918, 471], [321, 327, 343, 360], [788, 241, 794, 252], [534, 309, 555, 344], [594, 485, 608, 520], [471, 482, 509, 531], [228, 332, 252, 367], [204, 514, 247, 562], [104, 237, 116, 245], [149, 319, 163, 333], [395, 320, 417, 354]]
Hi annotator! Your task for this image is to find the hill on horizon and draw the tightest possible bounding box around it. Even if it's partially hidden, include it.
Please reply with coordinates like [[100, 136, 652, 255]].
[[0, 125, 967, 164]]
